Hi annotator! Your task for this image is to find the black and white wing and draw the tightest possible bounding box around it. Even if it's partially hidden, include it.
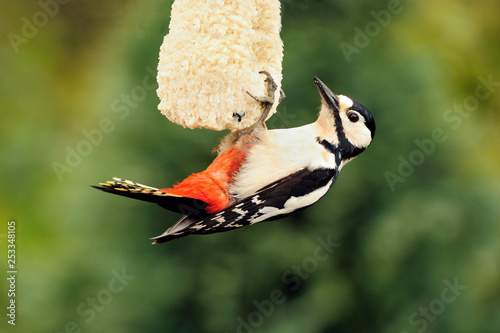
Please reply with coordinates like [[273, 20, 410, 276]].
[[151, 167, 338, 243]]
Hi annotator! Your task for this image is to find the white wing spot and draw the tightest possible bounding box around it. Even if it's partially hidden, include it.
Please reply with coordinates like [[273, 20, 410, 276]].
[[251, 196, 264, 205], [249, 211, 262, 223], [214, 216, 226, 223], [224, 223, 244, 228], [233, 208, 248, 216], [190, 224, 205, 231], [232, 208, 248, 222]]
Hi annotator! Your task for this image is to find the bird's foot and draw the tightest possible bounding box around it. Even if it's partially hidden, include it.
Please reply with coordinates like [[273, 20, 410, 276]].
[[242, 71, 283, 135], [246, 70, 277, 107], [223, 71, 284, 151]]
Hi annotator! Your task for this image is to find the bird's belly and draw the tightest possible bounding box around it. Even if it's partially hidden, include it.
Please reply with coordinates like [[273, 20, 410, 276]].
[[230, 127, 335, 199]]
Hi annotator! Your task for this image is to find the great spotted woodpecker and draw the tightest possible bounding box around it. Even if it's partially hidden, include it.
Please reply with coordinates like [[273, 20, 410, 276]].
[[93, 74, 375, 244]]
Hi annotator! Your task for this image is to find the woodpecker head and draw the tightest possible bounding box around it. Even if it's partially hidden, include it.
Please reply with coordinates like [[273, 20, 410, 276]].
[[313, 76, 375, 160]]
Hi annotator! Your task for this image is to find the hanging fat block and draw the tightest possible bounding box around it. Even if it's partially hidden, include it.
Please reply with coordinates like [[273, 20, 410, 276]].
[[156, 0, 283, 131]]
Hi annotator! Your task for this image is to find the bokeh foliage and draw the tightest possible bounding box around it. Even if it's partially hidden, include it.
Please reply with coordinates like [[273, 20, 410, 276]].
[[1, 0, 499, 332]]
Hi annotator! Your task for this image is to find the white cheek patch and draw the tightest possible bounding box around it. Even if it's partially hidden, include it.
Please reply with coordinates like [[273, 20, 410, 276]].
[[337, 96, 372, 149], [341, 113, 372, 148]]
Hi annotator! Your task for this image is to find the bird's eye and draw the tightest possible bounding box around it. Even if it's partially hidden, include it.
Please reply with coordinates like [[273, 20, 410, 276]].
[[348, 112, 359, 123]]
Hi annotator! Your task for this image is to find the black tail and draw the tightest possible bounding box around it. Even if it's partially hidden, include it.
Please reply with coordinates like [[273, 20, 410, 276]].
[[92, 177, 208, 215]]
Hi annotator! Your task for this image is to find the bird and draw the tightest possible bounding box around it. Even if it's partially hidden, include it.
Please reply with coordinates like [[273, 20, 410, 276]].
[[92, 74, 376, 244]]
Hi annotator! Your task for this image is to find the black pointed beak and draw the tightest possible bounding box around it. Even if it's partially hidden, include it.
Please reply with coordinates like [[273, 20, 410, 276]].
[[314, 76, 339, 112]]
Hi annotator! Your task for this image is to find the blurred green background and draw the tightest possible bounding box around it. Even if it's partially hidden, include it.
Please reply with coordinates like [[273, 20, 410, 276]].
[[1, 0, 500, 332]]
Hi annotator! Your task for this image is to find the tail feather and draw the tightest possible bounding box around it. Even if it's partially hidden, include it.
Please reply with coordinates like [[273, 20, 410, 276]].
[[92, 177, 208, 215], [150, 215, 207, 244]]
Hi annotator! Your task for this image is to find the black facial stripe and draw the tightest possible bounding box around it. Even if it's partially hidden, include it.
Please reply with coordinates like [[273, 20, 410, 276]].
[[317, 138, 335, 154], [339, 144, 366, 160], [333, 111, 346, 143], [317, 136, 366, 162], [317, 138, 342, 166], [328, 109, 359, 161]]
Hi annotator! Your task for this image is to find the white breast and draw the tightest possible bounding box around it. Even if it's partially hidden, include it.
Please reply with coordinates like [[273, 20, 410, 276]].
[[230, 123, 337, 200]]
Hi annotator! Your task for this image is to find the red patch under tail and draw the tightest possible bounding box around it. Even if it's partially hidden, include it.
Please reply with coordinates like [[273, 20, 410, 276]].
[[161, 137, 253, 214]]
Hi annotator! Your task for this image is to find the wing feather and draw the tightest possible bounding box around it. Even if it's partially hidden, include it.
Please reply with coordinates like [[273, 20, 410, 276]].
[[151, 167, 338, 243]]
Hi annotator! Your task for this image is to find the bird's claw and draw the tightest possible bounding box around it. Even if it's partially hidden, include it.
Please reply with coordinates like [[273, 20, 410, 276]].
[[246, 91, 274, 106], [242, 71, 284, 135], [278, 88, 286, 103]]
